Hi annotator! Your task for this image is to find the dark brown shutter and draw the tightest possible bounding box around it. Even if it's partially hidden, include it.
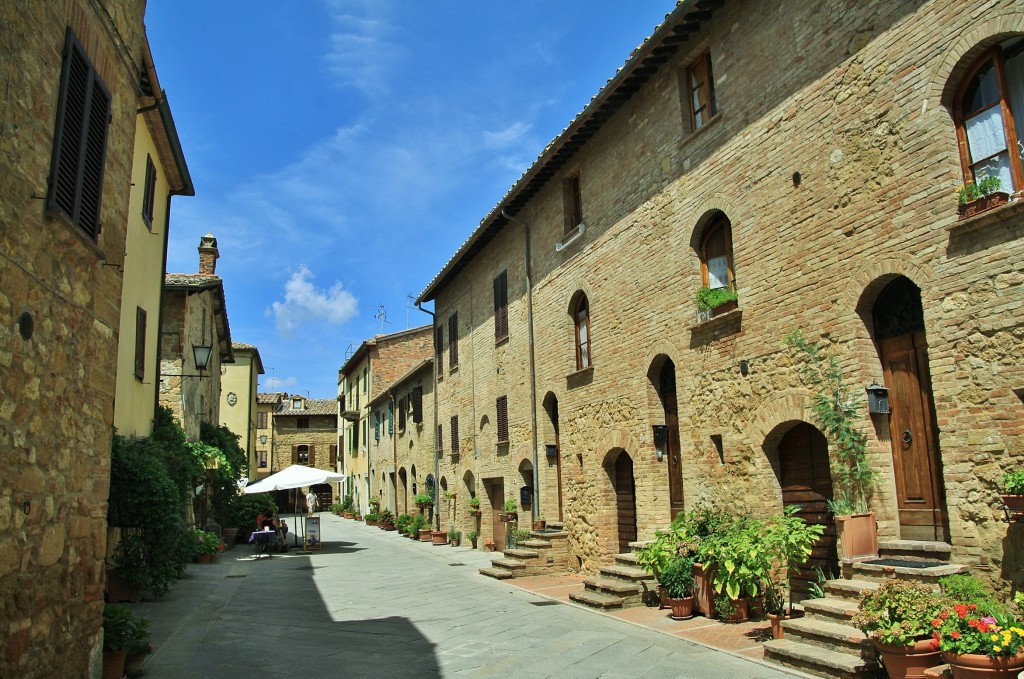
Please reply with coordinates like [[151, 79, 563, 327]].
[[292, 445, 298, 464], [435, 326, 443, 377], [437, 424, 443, 453], [411, 387, 423, 423], [497, 396, 508, 443], [309, 444, 316, 466], [134, 307, 146, 380], [494, 271, 508, 339], [329, 444, 337, 465], [49, 29, 110, 239], [448, 313, 458, 367], [450, 416, 459, 453], [398, 397, 407, 430], [142, 155, 157, 226]]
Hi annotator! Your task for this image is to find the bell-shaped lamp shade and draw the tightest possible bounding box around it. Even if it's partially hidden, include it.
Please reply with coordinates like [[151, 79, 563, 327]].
[[192, 344, 213, 372]]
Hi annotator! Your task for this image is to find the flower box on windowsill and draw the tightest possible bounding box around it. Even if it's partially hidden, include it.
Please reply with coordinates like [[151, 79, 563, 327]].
[[958, 191, 1009, 220]]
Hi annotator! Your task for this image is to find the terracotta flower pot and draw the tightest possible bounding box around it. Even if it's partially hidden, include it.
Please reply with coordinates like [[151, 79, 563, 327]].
[[102, 650, 126, 679], [958, 191, 1009, 220], [835, 512, 878, 560], [195, 553, 213, 564], [418, 528, 432, 542], [431, 530, 447, 545], [125, 652, 149, 677], [664, 595, 695, 620], [532, 521, 546, 531], [719, 597, 749, 623], [942, 651, 1024, 679], [874, 639, 943, 679], [692, 563, 716, 617], [768, 612, 793, 640]]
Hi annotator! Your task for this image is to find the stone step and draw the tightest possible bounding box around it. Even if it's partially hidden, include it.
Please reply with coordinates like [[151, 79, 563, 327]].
[[568, 589, 624, 610], [503, 548, 539, 560], [763, 638, 883, 679], [878, 540, 952, 562], [490, 558, 526, 571], [782, 618, 873, 658], [802, 597, 859, 622], [613, 552, 641, 568], [583, 577, 641, 596], [598, 564, 657, 583], [850, 560, 969, 586], [479, 567, 514, 580], [825, 578, 878, 602], [518, 539, 552, 550]]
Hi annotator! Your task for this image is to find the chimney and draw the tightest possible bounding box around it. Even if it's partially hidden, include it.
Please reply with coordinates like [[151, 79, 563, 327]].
[[198, 233, 219, 275]]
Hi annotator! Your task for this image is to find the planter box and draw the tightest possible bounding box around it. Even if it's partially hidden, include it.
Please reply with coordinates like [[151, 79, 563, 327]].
[[692, 563, 716, 618], [431, 530, 447, 545], [958, 191, 1009, 220], [1001, 494, 1024, 521], [835, 512, 878, 560], [418, 528, 432, 542], [498, 512, 518, 523]]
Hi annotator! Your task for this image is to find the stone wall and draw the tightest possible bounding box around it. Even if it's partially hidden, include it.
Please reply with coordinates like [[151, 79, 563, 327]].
[[0, 1, 147, 676], [429, 0, 1024, 588]]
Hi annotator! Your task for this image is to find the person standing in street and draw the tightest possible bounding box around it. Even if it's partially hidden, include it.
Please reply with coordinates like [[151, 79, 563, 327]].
[[305, 489, 317, 515]]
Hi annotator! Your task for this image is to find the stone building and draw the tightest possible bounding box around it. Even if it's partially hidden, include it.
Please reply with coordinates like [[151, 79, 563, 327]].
[[159, 234, 233, 441], [220, 342, 265, 476], [272, 395, 339, 508], [338, 325, 433, 514], [255, 391, 286, 479], [0, 1, 166, 676], [367, 359, 438, 518], [417, 0, 1024, 591], [113, 35, 194, 439]]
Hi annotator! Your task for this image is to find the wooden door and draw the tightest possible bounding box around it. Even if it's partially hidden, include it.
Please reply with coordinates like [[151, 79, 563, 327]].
[[614, 453, 637, 553], [778, 423, 837, 602], [489, 479, 505, 550], [880, 332, 948, 540], [551, 398, 564, 523], [660, 361, 685, 519]]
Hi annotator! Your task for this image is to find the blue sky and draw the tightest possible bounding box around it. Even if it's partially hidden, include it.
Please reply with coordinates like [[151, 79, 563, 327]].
[[145, 1, 671, 398]]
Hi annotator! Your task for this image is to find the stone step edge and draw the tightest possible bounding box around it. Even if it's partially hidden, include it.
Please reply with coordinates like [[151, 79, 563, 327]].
[[764, 638, 881, 677], [503, 548, 540, 559], [783, 618, 871, 649], [568, 590, 624, 609], [802, 597, 859, 619], [491, 558, 526, 570], [598, 564, 657, 581], [582, 577, 642, 595], [479, 567, 514, 580], [851, 562, 969, 580]]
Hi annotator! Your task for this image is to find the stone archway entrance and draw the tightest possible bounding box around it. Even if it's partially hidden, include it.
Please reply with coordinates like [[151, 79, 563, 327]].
[[608, 451, 637, 554], [873, 277, 949, 541], [776, 422, 838, 601], [657, 359, 684, 520]]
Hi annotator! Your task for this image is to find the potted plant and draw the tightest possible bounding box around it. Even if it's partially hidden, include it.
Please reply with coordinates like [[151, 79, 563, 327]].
[[659, 554, 696, 620], [762, 506, 822, 638], [123, 614, 153, 677], [395, 513, 412, 535], [499, 499, 518, 522], [852, 580, 944, 679], [697, 514, 771, 622], [468, 496, 481, 516], [932, 604, 1024, 678], [378, 509, 396, 531], [958, 175, 1009, 220], [448, 528, 460, 546], [102, 605, 133, 679], [414, 492, 433, 509], [532, 515, 546, 531], [431, 525, 448, 545], [696, 286, 739, 321], [1000, 469, 1024, 519], [511, 528, 532, 549], [467, 530, 479, 549], [364, 511, 379, 526], [191, 528, 220, 563]]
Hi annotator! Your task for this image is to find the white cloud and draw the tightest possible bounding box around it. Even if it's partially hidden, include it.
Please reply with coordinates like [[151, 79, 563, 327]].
[[322, 0, 397, 97], [268, 266, 358, 338]]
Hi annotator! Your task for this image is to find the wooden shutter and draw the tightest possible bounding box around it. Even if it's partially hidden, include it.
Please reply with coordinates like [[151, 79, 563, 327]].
[[435, 326, 444, 377], [134, 307, 146, 380], [48, 29, 110, 239], [388, 402, 394, 434], [448, 313, 459, 368], [142, 155, 157, 227], [494, 271, 508, 340], [309, 444, 316, 466], [450, 415, 459, 453], [374, 411, 380, 440], [329, 444, 337, 465], [411, 387, 423, 423], [437, 424, 443, 453], [292, 445, 298, 464], [496, 396, 508, 443], [398, 397, 407, 430]]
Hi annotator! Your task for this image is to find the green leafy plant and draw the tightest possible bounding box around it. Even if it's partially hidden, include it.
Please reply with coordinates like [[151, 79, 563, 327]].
[[378, 509, 395, 529], [714, 596, 738, 619], [190, 529, 220, 556], [468, 496, 481, 510], [939, 574, 1008, 618], [503, 498, 518, 513], [932, 602, 1024, 657], [409, 513, 428, 533], [447, 528, 459, 542], [762, 505, 825, 615], [784, 330, 875, 514], [369, 497, 381, 511], [467, 530, 479, 543], [341, 495, 355, 512], [1002, 470, 1024, 495], [697, 515, 770, 601], [853, 580, 943, 646], [659, 554, 695, 599], [958, 175, 1002, 204], [513, 528, 533, 543], [696, 286, 738, 313], [124, 614, 152, 656], [103, 605, 135, 652], [395, 513, 413, 534], [414, 492, 433, 507]]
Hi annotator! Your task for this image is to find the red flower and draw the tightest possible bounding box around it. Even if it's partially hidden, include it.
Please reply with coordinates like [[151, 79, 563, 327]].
[[951, 631, 961, 639], [968, 619, 979, 628], [939, 610, 949, 620]]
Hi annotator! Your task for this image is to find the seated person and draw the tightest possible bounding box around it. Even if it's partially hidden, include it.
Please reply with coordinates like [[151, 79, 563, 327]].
[[277, 519, 289, 551]]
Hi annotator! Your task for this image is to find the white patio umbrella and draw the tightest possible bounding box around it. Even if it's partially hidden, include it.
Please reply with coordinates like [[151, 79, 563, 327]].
[[243, 465, 346, 546]]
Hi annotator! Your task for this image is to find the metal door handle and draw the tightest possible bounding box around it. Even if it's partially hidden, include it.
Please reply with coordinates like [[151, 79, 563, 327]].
[[901, 429, 913, 445]]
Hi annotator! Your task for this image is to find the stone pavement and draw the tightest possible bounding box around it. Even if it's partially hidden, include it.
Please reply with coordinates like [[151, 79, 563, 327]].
[[127, 513, 812, 678]]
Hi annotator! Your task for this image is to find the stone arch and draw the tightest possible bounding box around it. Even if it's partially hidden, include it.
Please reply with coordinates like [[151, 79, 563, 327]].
[[929, 12, 1024, 110], [596, 429, 642, 464], [642, 342, 682, 423], [462, 470, 476, 498], [686, 194, 751, 252], [744, 391, 817, 453], [845, 257, 935, 322]]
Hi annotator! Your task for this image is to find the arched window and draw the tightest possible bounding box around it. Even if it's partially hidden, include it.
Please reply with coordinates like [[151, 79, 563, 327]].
[[573, 293, 591, 370], [955, 39, 1024, 193], [700, 214, 735, 291]]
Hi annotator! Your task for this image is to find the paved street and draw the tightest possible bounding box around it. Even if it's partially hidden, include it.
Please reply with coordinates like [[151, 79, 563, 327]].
[[130, 513, 802, 678]]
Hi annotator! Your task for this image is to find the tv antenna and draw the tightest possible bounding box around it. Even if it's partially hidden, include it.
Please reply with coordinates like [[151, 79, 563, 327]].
[[375, 305, 391, 334], [406, 294, 416, 328]]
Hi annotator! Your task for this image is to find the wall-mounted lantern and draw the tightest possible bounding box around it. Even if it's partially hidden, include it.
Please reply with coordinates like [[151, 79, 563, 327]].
[[866, 382, 890, 414], [260, 434, 268, 445], [545, 444, 558, 458], [652, 425, 668, 462]]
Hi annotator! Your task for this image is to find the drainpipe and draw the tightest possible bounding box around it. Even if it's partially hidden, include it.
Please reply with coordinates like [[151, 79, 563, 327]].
[[415, 301, 440, 530], [390, 388, 397, 515], [500, 209, 540, 523]]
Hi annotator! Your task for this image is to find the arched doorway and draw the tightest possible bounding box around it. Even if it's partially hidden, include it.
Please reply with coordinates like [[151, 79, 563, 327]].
[[398, 467, 408, 515], [607, 450, 637, 553], [776, 422, 838, 601], [543, 393, 563, 522], [873, 277, 949, 541], [656, 358, 684, 519]]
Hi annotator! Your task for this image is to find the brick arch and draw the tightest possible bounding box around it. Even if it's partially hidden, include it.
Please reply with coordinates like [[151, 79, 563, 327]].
[[565, 279, 595, 315], [928, 13, 1024, 109], [596, 429, 641, 466], [744, 390, 816, 451], [639, 341, 682, 426], [686, 194, 751, 252], [841, 256, 934, 318]]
